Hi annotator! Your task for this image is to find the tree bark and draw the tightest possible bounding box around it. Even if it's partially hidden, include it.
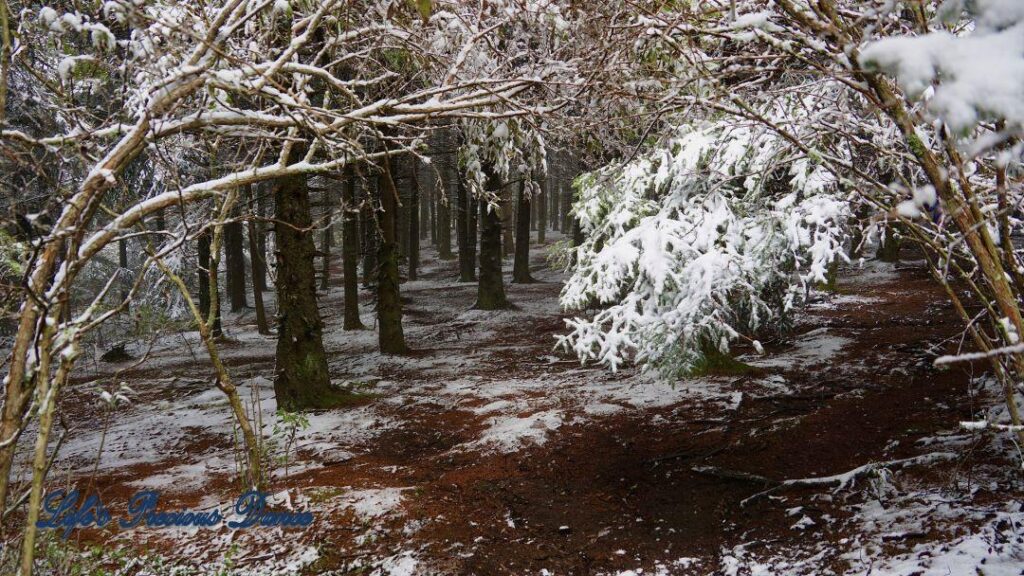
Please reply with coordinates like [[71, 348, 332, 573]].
[[342, 174, 365, 330], [437, 167, 453, 259], [561, 179, 573, 233], [571, 216, 584, 267], [254, 190, 268, 293], [537, 177, 547, 244], [420, 172, 430, 241], [551, 182, 560, 231], [456, 171, 475, 282], [513, 180, 534, 283], [118, 238, 130, 306], [246, 186, 270, 335], [429, 178, 436, 246], [531, 189, 538, 231], [378, 155, 409, 353], [409, 160, 421, 281], [502, 182, 515, 257], [272, 171, 335, 410], [397, 161, 409, 261], [361, 176, 378, 287], [197, 229, 222, 337], [224, 209, 248, 312], [476, 166, 510, 309], [550, 154, 561, 232], [468, 190, 478, 272], [320, 190, 334, 291]]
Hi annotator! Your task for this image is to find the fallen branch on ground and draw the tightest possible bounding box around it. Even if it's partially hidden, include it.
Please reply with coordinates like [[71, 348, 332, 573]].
[[691, 465, 776, 485], [708, 452, 961, 507]]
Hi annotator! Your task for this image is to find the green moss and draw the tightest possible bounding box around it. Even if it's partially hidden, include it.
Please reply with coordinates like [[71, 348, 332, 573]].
[[685, 343, 761, 377], [306, 486, 346, 504], [906, 132, 927, 158], [815, 258, 841, 292]]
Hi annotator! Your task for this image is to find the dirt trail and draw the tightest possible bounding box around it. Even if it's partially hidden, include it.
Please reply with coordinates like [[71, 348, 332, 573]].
[[30, 243, 1021, 575], [299, 256, 1001, 575]]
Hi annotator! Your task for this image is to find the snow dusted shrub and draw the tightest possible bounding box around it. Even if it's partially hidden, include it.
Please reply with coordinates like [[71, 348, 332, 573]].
[[558, 121, 851, 376]]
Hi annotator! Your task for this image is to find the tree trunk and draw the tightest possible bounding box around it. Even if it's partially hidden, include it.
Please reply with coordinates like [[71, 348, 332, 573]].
[[502, 182, 515, 257], [273, 171, 335, 410], [197, 229, 222, 337], [476, 167, 510, 310], [342, 174, 364, 330], [551, 182, 560, 231], [457, 171, 475, 282], [409, 161, 421, 281], [320, 191, 334, 292], [531, 189, 538, 231], [248, 189, 268, 293], [420, 173, 430, 241], [361, 176, 378, 287], [561, 180, 573, 233], [246, 186, 270, 335], [118, 238, 130, 306], [225, 210, 248, 312], [437, 170, 453, 259], [468, 191, 478, 272], [550, 154, 561, 232], [397, 162, 409, 261], [513, 180, 534, 283], [877, 222, 901, 262], [429, 178, 436, 245], [571, 216, 585, 267], [378, 155, 409, 354], [537, 177, 547, 244]]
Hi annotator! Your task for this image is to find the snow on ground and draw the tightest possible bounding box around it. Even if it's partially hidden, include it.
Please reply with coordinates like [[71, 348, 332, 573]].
[[746, 327, 854, 368], [43, 243, 756, 483], [15, 243, 766, 573], [15, 250, 1023, 575], [709, 488, 1024, 576], [49, 374, 397, 478], [339, 487, 410, 521]]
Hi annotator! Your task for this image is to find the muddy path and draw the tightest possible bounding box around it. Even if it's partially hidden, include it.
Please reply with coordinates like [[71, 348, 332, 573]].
[[25, 242, 1022, 575]]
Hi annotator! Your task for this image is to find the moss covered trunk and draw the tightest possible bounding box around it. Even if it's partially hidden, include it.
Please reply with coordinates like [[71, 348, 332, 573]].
[[273, 172, 334, 410], [378, 156, 409, 353], [197, 229, 222, 337]]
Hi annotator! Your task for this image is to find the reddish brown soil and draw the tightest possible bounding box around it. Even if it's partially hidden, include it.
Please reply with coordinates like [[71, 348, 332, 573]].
[[24, 247, 1022, 575], [294, 255, 1013, 574]]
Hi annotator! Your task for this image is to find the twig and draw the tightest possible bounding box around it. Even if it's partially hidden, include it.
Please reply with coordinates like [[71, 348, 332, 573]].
[[691, 465, 776, 485], [739, 452, 958, 507]]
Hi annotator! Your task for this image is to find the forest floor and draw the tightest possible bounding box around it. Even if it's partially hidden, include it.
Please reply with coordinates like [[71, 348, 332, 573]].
[[11, 234, 1024, 575]]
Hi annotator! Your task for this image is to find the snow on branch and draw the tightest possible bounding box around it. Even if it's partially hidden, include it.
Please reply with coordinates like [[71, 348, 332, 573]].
[[558, 114, 851, 376], [860, 0, 1024, 149], [934, 342, 1024, 366]]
